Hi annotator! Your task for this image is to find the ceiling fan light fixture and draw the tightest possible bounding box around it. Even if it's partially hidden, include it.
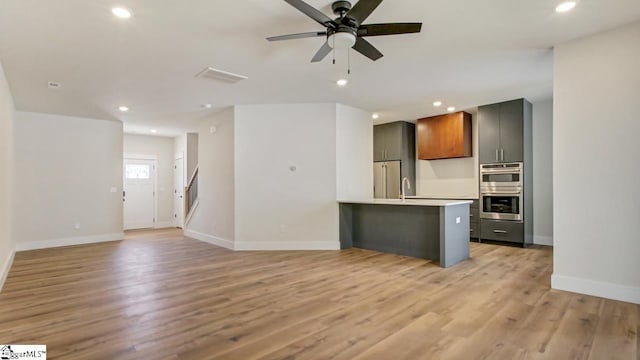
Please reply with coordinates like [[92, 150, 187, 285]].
[[327, 32, 357, 50], [555, 1, 577, 12], [111, 7, 132, 19]]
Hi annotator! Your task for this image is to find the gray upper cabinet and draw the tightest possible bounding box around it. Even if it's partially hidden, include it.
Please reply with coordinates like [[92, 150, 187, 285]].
[[499, 100, 524, 163], [478, 104, 501, 163], [478, 99, 530, 164], [383, 123, 404, 161], [373, 125, 386, 162], [373, 121, 416, 196], [374, 122, 411, 162]]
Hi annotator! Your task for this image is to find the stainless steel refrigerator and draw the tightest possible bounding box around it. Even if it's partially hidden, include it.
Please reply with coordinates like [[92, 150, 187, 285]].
[[374, 161, 401, 199]]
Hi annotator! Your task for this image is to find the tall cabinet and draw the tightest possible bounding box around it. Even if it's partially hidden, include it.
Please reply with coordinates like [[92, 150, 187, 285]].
[[478, 98, 533, 246], [373, 121, 416, 197]]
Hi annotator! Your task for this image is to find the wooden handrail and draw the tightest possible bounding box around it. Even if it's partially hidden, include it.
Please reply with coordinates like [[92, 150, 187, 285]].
[[186, 167, 199, 192]]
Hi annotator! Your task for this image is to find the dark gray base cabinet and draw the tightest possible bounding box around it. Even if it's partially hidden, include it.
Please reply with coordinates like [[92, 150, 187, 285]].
[[470, 225, 480, 239], [480, 219, 525, 245], [470, 200, 479, 239]]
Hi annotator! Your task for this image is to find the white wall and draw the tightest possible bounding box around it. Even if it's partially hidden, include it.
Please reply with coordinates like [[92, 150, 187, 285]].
[[174, 132, 199, 185], [185, 103, 372, 251], [186, 133, 198, 180], [532, 99, 553, 245], [13, 112, 124, 250], [185, 108, 235, 248], [415, 112, 479, 199], [234, 103, 339, 250], [174, 133, 187, 182], [0, 61, 16, 290], [336, 104, 373, 199], [552, 21, 640, 304], [123, 134, 175, 227]]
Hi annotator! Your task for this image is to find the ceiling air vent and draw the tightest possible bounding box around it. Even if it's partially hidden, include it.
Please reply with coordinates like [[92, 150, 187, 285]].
[[195, 67, 248, 84]]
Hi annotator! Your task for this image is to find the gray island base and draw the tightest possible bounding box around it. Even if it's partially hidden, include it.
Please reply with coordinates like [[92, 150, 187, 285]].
[[338, 199, 471, 268]]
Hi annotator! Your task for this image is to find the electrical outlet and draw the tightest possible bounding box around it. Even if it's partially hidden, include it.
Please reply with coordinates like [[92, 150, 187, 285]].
[[280, 224, 286, 233], [456, 217, 461, 224], [74, 223, 81, 230]]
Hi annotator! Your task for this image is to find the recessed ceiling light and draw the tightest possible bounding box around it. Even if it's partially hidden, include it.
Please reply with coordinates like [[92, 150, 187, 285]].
[[112, 7, 132, 19], [336, 79, 348, 87], [203, 104, 213, 109], [47, 81, 62, 89], [555, 1, 577, 12], [447, 106, 456, 112], [118, 106, 129, 112], [433, 101, 442, 107], [372, 113, 380, 120], [150, 129, 157, 134]]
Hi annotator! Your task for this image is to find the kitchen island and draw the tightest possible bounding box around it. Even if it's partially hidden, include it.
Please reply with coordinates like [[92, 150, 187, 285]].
[[338, 199, 472, 268]]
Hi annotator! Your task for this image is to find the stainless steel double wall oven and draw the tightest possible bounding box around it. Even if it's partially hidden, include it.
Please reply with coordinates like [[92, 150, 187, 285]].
[[480, 163, 523, 222]]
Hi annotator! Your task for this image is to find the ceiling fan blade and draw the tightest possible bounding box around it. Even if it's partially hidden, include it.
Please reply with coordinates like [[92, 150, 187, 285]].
[[358, 23, 422, 37], [284, 0, 337, 28], [311, 42, 332, 63], [352, 37, 383, 61], [267, 31, 327, 41], [346, 0, 383, 25]]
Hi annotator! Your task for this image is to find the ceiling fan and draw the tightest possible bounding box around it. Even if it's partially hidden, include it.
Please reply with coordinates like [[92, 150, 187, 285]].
[[267, 0, 422, 62]]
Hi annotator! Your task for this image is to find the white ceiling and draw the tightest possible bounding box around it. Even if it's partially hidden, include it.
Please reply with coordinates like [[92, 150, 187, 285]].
[[1, 0, 639, 136]]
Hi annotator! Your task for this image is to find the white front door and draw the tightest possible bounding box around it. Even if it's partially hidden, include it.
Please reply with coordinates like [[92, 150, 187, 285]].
[[123, 158, 156, 230], [174, 157, 184, 228]]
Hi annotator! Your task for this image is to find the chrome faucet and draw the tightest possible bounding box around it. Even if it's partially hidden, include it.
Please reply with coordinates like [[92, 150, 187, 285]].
[[401, 177, 411, 202]]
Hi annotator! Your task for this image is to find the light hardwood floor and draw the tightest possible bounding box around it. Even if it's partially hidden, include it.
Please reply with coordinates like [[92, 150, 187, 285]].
[[0, 229, 637, 359]]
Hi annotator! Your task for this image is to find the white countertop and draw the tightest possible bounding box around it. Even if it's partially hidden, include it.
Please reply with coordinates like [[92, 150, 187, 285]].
[[406, 195, 479, 200], [337, 199, 473, 207]]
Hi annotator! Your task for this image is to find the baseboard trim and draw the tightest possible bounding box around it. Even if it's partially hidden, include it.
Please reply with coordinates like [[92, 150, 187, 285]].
[[16, 233, 125, 252], [0, 246, 16, 293], [552, 273, 640, 305], [154, 221, 176, 229], [533, 235, 553, 246], [234, 241, 340, 251], [184, 229, 234, 250]]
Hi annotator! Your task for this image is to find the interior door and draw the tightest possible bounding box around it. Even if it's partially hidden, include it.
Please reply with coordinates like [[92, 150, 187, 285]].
[[374, 162, 386, 198], [385, 161, 401, 199], [123, 159, 155, 230], [174, 157, 184, 228]]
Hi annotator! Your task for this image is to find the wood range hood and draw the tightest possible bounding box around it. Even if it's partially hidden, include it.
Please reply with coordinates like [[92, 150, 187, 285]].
[[417, 111, 472, 160]]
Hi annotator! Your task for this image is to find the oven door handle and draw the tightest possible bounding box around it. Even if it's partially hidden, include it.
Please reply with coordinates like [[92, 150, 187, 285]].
[[493, 230, 508, 234], [481, 169, 521, 174]]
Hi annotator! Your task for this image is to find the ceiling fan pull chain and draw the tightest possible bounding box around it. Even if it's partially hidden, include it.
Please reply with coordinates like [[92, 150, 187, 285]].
[[348, 48, 351, 75], [332, 36, 336, 65]]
